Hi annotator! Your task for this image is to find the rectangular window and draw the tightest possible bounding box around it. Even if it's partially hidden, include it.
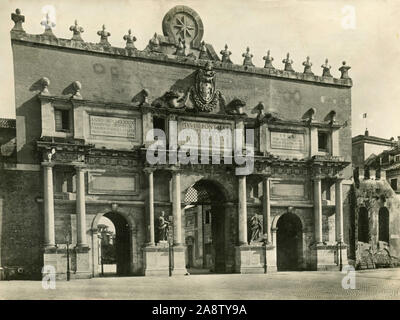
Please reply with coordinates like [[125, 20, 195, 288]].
[[318, 131, 328, 152], [322, 180, 331, 201], [153, 116, 166, 132], [55, 109, 71, 132], [391, 178, 397, 191], [205, 210, 211, 224]]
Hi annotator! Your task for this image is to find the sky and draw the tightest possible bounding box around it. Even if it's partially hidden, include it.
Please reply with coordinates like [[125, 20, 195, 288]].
[[0, 0, 399, 138]]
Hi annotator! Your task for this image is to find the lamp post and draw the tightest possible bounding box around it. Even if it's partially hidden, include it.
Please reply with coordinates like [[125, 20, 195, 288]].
[[338, 240, 343, 271], [168, 215, 174, 277], [261, 234, 268, 274], [65, 233, 71, 281]]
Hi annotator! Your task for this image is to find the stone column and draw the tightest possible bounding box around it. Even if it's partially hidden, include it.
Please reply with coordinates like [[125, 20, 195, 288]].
[[42, 162, 55, 248], [172, 170, 182, 245], [313, 177, 323, 244], [335, 179, 344, 242], [238, 175, 248, 245], [262, 176, 271, 243], [75, 165, 87, 247], [144, 168, 155, 245]]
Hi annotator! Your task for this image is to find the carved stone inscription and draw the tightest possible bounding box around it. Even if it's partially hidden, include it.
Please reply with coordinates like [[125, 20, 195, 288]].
[[271, 182, 305, 199], [90, 115, 136, 138], [178, 120, 233, 149], [88, 172, 138, 195], [270, 131, 304, 151]]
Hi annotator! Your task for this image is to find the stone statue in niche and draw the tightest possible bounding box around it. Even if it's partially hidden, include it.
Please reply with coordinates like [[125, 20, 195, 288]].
[[250, 215, 263, 242], [158, 211, 170, 242]]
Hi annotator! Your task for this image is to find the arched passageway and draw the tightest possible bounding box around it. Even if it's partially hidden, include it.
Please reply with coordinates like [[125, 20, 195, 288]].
[[183, 179, 228, 273], [276, 213, 303, 271], [97, 212, 131, 276]]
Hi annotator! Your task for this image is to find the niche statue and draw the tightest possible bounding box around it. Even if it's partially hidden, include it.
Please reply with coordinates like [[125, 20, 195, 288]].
[[250, 215, 263, 242], [158, 211, 170, 242]]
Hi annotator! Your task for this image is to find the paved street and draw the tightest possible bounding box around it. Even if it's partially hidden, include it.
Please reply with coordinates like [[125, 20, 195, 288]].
[[0, 269, 399, 300]]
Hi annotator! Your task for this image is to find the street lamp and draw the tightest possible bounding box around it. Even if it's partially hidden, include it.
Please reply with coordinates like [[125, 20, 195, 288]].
[[65, 233, 71, 281], [168, 215, 174, 277], [338, 240, 343, 271]]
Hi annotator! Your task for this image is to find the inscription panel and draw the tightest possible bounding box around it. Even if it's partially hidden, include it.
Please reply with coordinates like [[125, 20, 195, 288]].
[[90, 115, 136, 138], [178, 120, 233, 149], [270, 181, 306, 200], [88, 172, 138, 195], [270, 131, 305, 151]]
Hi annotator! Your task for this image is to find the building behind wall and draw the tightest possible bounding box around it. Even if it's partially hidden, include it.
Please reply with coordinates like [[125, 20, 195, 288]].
[[1, 5, 354, 279], [351, 133, 400, 269]]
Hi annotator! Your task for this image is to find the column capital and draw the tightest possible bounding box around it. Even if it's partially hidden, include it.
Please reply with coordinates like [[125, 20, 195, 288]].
[[169, 166, 182, 174], [41, 161, 55, 168], [312, 176, 322, 182], [335, 176, 345, 183], [74, 164, 87, 171], [143, 166, 156, 174], [261, 174, 272, 180]]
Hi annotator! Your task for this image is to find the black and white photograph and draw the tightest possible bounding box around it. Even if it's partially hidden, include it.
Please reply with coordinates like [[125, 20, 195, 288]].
[[0, 0, 399, 305]]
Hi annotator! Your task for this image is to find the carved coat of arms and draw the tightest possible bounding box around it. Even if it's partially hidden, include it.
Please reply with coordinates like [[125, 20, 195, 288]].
[[189, 62, 220, 112]]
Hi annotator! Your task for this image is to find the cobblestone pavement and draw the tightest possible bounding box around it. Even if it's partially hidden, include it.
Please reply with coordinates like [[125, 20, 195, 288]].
[[0, 269, 399, 300]]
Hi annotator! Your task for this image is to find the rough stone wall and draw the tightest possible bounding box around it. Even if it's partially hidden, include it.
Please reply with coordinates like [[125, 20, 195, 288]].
[[353, 178, 400, 268], [0, 169, 43, 278]]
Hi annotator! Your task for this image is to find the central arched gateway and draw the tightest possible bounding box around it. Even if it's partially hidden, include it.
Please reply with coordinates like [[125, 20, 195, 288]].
[[93, 211, 132, 277], [276, 212, 303, 271], [184, 179, 228, 273]]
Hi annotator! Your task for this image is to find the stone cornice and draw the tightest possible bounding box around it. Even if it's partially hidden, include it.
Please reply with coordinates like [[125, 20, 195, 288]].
[[12, 31, 353, 88]]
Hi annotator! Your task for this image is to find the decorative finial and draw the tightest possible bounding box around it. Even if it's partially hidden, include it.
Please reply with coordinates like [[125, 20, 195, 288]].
[[40, 12, 56, 37], [123, 29, 137, 50], [282, 53, 294, 72], [199, 41, 209, 60], [69, 20, 84, 41], [11, 9, 25, 32], [148, 33, 161, 52], [339, 61, 351, 79], [242, 47, 254, 67], [97, 24, 111, 46], [255, 102, 265, 119], [175, 38, 186, 56], [220, 44, 232, 64], [40, 77, 50, 95], [263, 50, 274, 69], [321, 58, 332, 77], [329, 110, 337, 125], [302, 56, 313, 75], [71, 81, 82, 99]]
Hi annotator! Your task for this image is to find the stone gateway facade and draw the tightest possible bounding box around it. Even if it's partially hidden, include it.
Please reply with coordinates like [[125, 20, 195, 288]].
[[1, 6, 354, 279]]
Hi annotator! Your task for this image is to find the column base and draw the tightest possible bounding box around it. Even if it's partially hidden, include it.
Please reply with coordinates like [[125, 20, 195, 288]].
[[311, 243, 348, 271], [171, 245, 188, 276], [43, 247, 92, 280], [143, 243, 171, 276], [235, 243, 271, 274]]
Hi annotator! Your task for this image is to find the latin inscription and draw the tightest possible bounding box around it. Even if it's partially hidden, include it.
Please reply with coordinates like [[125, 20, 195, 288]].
[[270, 131, 304, 151], [88, 173, 138, 195], [271, 182, 305, 198], [178, 120, 233, 148], [90, 115, 136, 138]]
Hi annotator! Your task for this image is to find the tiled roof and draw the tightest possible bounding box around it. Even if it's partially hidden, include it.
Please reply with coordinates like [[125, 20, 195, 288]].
[[0, 118, 16, 129]]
